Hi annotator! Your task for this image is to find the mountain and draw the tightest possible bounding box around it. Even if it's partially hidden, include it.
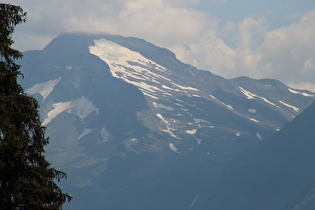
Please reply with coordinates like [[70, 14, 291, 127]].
[[18, 33, 315, 209], [196, 100, 315, 210]]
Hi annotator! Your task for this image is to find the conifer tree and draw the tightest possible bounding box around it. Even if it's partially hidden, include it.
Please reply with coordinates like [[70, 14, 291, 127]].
[[0, 4, 71, 209]]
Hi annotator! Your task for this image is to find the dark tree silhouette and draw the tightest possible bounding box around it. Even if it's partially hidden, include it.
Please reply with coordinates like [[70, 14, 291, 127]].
[[0, 4, 71, 209]]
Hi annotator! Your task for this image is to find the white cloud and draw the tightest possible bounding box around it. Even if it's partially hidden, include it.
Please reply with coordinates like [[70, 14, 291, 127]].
[[236, 18, 266, 50], [170, 17, 267, 78], [257, 10, 315, 87], [302, 58, 314, 73], [11, 0, 211, 51], [116, 0, 210, 46], [170, 30, 236, 72], [232, 18, 266, 78]]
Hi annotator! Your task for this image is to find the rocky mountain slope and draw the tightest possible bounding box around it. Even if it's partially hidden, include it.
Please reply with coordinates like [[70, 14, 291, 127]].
[[18, 33, 315, 209], [196, 100, 315, 210]]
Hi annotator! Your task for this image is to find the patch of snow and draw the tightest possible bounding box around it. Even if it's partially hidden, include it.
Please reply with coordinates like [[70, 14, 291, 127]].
[[248, 108, 257, 113], [279, 100, 300, 112], [127, 80, 163, 94], [226, 105, 233, 110], [239, 86, 255, 99], [66, 65, 73, 70], [239, 86, 280, 108], [100, 127, 110, 143], [131, 138, 137, 142], [123, 138, 139, 147], [42, 97, 99, 126], [210, 94, 233, 110], [186, 129, 197, 135], [71, 96, 99, 120], [172, 83, 199, 91], [256, 132, 263, 140], [249, 118, 260, 123], [26, 78, 61, 101], [288, 88, 314, 97], [156, 114, 178, 138], [152, 102, 174, 111], [193, 118, 207, 124], [169, 143, 179, 153], [185, 102, 196, 107], [162, 84, 176, 91], [193, 118, 211, 127], [78, 128, 92, 140], [143, 92, 159, 100], [42, 101, 72, 126]]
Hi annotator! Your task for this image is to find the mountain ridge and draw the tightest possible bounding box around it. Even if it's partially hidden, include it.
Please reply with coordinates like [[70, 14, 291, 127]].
[[18, 33, 315, 209]]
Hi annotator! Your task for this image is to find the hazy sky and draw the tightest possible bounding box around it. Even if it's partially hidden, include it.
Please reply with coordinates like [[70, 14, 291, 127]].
[[5, 0, 315, 91]]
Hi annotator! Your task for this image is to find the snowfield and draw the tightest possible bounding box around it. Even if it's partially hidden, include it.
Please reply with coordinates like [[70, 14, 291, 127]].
[[89, 39, 200, 100], [26, 78, 62, 101], [42, 97, 99, 126]]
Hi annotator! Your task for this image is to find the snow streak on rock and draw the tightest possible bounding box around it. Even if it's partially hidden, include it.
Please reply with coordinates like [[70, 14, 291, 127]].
[[288, 88, 314, 97], [249, 118, 260, 123], [279, 100, 300, 112], [210, 94, 233, 110], [256, 132, 263, 140], [239, 86, 280, 109], [156, 113, 178, 138]]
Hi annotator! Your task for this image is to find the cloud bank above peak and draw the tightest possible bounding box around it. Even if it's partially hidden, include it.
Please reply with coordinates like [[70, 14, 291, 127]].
[[6, 0, 315, 91]]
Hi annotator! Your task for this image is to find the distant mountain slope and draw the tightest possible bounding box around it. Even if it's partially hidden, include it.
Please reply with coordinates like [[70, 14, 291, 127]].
[[18, 33, 315, 209], [196, 101, 315, 210]]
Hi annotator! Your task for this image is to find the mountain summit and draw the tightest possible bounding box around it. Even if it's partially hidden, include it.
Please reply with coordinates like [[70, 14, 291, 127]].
[[19, 33, 315, 209]]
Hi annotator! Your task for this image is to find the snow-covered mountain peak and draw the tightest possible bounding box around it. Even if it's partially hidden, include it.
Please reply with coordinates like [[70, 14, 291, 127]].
[[18, 33, 315, 209], [89, 39, 167, 73], [87, 36, 315, 145], [89, 39, 200, 100]]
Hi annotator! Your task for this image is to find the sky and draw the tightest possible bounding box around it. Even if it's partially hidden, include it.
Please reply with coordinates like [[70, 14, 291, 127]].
[[4, 0, 315, 91]]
